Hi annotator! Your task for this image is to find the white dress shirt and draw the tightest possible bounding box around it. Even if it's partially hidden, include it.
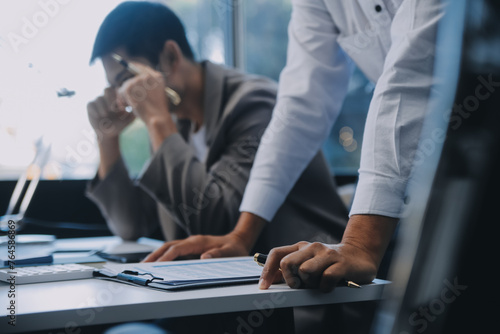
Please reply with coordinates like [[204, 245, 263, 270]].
[[240, 0, 443, 220]]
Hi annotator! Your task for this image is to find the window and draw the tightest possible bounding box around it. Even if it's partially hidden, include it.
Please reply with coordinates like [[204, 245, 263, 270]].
[[241, 0, 291, 81], [0, 0, 231, 180], [322, 69, 374, 176]]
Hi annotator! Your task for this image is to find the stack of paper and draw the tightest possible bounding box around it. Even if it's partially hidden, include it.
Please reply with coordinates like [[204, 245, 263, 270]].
[[95, 257, 263, 290]]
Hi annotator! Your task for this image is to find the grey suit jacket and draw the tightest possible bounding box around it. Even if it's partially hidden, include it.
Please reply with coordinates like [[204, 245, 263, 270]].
[[87, 61, 348, 252]]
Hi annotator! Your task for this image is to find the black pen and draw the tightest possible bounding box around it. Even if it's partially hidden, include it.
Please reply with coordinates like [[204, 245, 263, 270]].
[[253, 253, 362, 288], [111, 53, 181, 106]]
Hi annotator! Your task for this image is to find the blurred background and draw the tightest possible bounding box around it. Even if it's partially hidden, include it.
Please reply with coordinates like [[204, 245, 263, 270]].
[[0, 0, 372, 181]]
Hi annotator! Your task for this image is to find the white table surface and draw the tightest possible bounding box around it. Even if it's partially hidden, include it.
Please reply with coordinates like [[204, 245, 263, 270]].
[[0, 237, 390, 333]]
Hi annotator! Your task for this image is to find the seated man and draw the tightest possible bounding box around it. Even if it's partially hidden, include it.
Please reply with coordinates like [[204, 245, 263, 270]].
[[86, 1, 348, 256]]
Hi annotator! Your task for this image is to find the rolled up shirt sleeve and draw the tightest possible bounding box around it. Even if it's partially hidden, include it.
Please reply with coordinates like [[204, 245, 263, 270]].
[[350, 0, 444, 218], [239, 0, 352, 221]]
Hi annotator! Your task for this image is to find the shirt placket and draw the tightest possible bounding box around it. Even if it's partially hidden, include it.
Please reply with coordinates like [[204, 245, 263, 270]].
[[358, 0, 393, 52]]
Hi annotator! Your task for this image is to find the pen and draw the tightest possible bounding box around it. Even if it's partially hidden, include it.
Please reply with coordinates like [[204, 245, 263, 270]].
[[253, 253, 362, 288], [111, 53, 181, 106]]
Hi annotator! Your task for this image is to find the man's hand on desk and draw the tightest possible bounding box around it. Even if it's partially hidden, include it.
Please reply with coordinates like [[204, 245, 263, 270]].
[[259, 215, 398, 292], [142, 233, 248, 262], [143, 212, 267, 262], [258, 241, 377, 293]]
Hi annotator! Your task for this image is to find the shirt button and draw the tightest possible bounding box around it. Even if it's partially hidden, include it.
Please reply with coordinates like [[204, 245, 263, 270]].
[[375, 5, 383, 12]]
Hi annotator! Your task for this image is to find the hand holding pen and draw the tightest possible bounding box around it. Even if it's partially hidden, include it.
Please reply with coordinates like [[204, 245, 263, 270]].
[[112, 54, 181, 108], [254, 241, 370, 292], [254, 253, 360, 288], [115, 60, 171, 117], [111, 54, 179, 150]]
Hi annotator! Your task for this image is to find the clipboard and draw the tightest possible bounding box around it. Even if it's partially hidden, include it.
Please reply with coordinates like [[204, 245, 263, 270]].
[[93, 257, 263, 291]]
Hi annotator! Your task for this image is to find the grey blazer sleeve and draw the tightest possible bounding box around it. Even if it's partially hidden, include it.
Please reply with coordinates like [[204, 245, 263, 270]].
[[139, 89, 274, 238], [86, 157, 160, 240]]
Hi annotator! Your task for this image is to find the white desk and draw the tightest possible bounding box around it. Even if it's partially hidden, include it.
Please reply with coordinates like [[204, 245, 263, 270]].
[[0, 237, 390, 333]]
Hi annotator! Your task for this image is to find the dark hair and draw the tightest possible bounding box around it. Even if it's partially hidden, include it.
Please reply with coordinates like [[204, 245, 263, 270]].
[[90, 1, 195, 65]]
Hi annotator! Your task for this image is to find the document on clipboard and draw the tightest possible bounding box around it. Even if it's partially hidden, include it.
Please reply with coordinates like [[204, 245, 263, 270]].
[[94, 257, 263, 291]]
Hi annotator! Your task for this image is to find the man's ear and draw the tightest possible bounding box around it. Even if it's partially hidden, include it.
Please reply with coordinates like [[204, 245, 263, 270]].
[[158, 40, 183, 74]]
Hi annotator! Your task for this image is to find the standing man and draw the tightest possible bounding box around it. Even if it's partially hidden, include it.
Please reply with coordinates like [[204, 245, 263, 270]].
[[149, 0, 445, 293]]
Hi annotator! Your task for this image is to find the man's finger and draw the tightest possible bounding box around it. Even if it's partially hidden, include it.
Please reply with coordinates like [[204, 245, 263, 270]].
[[103, 87, 117, 106], [278, 243, 315, 277], [295, 243, 339, 288], [87, 101, 96, 115], [200, 247, 222, 259], [95, 96, 109, 118], [298, 254, 336, 289], [319, 262, 345, 293], [259, 244, 302, 290], [156, 243, 197, 262], [200, 242, 234, 259], [117, 76, 140, 108], [156, 236, 210, 262], [279, 242, 337, 289], [201, 241, 245, 259], [156, 245, 182, 262], [142, 241, 177, 262], [142, 248, 167, 262], [271, 269, 284, 284]]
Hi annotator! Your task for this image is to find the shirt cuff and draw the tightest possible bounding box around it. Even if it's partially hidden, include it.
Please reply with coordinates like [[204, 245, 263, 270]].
[[239, 182, 287, 222], [349, 173, 409, 219]]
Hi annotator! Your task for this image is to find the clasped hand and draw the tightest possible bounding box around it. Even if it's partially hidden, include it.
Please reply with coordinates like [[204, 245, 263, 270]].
[[258, 241, 378, 292], [87, 62, 170, 136], [116, 62, 171, 126]]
